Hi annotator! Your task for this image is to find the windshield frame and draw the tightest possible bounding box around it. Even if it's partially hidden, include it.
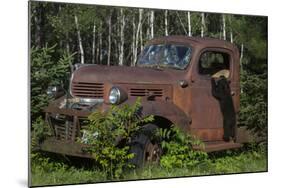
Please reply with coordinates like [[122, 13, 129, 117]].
[[136, 43, 193, 71]]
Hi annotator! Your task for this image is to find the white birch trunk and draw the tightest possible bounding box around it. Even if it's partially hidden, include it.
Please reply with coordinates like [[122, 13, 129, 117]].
[[133, 9, 143, 65], [92, 24, 96, 64], [222, 14, 226, 40], [66, 31, 70, 54], [140, 18, 143, 51], [140, 9, 143, 51], [132, 16, 136, 66], [74, 15, 84, 64], [188, 11, 192, 37], [165, 10, 168, 36], [240, 43, 244, 93], [119, 8, 125, 66], [230, 30, 233, 43], [176, 12, 187, 35], [150, 10, 154, 39], [99, 32, 102, 63], [229, 16, 233, 43], [107, 13, 112, 66], [201, 13, 205, 37], [240, 43, 244, 63]]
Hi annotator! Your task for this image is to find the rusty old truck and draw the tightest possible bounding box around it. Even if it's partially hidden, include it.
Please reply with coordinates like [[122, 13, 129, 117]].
[[40, 35, 249, 165]]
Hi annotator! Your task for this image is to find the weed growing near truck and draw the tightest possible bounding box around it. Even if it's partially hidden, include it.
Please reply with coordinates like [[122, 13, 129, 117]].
[[156, 127, 208, 169], [78, 98, 154, 178]]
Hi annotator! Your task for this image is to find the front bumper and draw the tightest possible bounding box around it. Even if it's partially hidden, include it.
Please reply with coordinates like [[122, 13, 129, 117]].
[[40, 137, 92, 158]]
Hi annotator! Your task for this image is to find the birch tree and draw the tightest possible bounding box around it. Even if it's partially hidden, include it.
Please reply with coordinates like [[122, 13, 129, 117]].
[[99, 27, 103, 63], [228, 15, 233, 43], [222, 14, 226, 40], [92, 23, 96, 64], [33, 3, 43, 48], [132, 15, 136, 65], [187, 11, 192, 36], [74, 14, 84, 64], [150, 10, 154, 39], [201, 13, 205, 37], [133, 9, 143, 65], [165, 10, 168, 36], [176, 12, 187, 35], [107, 12, 112, 66], [119, 8, 125, 66], [140, 9, 143, 51]]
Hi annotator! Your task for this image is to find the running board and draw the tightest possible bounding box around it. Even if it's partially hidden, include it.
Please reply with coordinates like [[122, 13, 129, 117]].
[[193, 141, 242, 153]]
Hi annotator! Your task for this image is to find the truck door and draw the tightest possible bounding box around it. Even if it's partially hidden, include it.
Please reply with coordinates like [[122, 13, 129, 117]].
[[190, 48, 234, 141]]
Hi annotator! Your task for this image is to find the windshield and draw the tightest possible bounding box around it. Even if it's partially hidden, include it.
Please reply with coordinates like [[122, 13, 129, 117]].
[[137, 44, 192, 70]]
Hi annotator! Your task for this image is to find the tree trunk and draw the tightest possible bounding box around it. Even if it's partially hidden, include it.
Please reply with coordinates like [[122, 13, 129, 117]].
[[240, 43, 244, 93], [146, 11, 150, 41], [107, 13, 112, 66], [33, 4, 43, 48], [99, 31, 102, 64], [119, 8, 125, 66], [74, 15, 84, 64], [92, 23, 96, 64], [201, 13, 205, 37], [132, 15, 136, 66], [229, 16, 233, 43], [230, 30, 233, 43], [165, 10, 168, 36], [150, 10, 154, 39], [140, 9, 143, 51], [222, 14, 226, 40], [188, 11, 192, 37], [240, 43, 244, 63], [176, 12, 187, 35], [133, 9, 143, 65]]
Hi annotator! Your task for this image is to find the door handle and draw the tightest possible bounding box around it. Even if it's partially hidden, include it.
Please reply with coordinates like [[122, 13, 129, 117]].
[[231, 91, 235, 96]]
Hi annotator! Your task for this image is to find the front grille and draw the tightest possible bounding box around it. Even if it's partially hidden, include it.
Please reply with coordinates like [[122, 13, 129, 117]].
[[50, 116, 88, 141], [71, 82, 104, 98], [130, 88, 163, 97]]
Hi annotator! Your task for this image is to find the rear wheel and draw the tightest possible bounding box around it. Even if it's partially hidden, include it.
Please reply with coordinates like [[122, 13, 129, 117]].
[[129, 124, 162, 167]]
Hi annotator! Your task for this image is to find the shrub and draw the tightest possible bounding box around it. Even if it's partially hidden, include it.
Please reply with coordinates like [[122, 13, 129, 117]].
[[31, 116, 52, 150], [239, 70, 267, 138], [157, 127, 208, 170], [31, 45, 74, 124], [78, 98, 154, 179]]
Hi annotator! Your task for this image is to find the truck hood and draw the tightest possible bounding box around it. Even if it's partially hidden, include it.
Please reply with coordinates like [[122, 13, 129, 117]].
[[71, 64, 185, 85]]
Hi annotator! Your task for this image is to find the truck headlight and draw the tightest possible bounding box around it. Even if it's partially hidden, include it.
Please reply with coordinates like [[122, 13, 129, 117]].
[[108, 86, 127, 105], [47, 86, 58, 96], [46, 86, 64, 99], [109, 87, 121, 104]]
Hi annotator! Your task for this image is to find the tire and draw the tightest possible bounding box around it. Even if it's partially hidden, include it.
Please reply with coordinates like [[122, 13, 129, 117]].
[[129, 124, 162, 168]]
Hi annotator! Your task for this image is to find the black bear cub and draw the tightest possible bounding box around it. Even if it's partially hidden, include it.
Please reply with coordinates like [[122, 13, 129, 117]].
[[211, 76, 236, 142]]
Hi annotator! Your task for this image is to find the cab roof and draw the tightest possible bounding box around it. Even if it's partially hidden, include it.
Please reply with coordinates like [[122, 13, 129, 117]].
[[147, 35, 237, 51]]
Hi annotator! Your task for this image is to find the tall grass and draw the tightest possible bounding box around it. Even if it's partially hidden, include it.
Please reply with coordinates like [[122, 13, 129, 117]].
[[31, 145, 267, 186]]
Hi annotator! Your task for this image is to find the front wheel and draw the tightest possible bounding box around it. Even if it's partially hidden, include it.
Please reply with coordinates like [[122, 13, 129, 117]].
[[129, 124, 162, 167]]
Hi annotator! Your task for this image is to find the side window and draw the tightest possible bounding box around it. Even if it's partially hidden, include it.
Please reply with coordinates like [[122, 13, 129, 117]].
[[199, 51, 230, 78]]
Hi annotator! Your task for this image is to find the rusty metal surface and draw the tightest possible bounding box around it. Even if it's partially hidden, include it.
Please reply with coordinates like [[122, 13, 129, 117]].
[[40, 137, 92, 158], [193, 141, 242, 153], [41, 35, 241, 156]]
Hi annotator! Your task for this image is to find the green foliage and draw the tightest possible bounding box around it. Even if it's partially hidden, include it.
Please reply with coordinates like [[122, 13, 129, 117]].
[[156, 127, 208, 170], [31, 45, 74, 123], [31, 116, 52, 149], [78, 98, 154, 178], [239, 71, 267, 137]]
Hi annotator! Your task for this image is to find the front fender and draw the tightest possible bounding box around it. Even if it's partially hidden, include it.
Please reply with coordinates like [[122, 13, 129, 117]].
[[119, 99, 191, 131]]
